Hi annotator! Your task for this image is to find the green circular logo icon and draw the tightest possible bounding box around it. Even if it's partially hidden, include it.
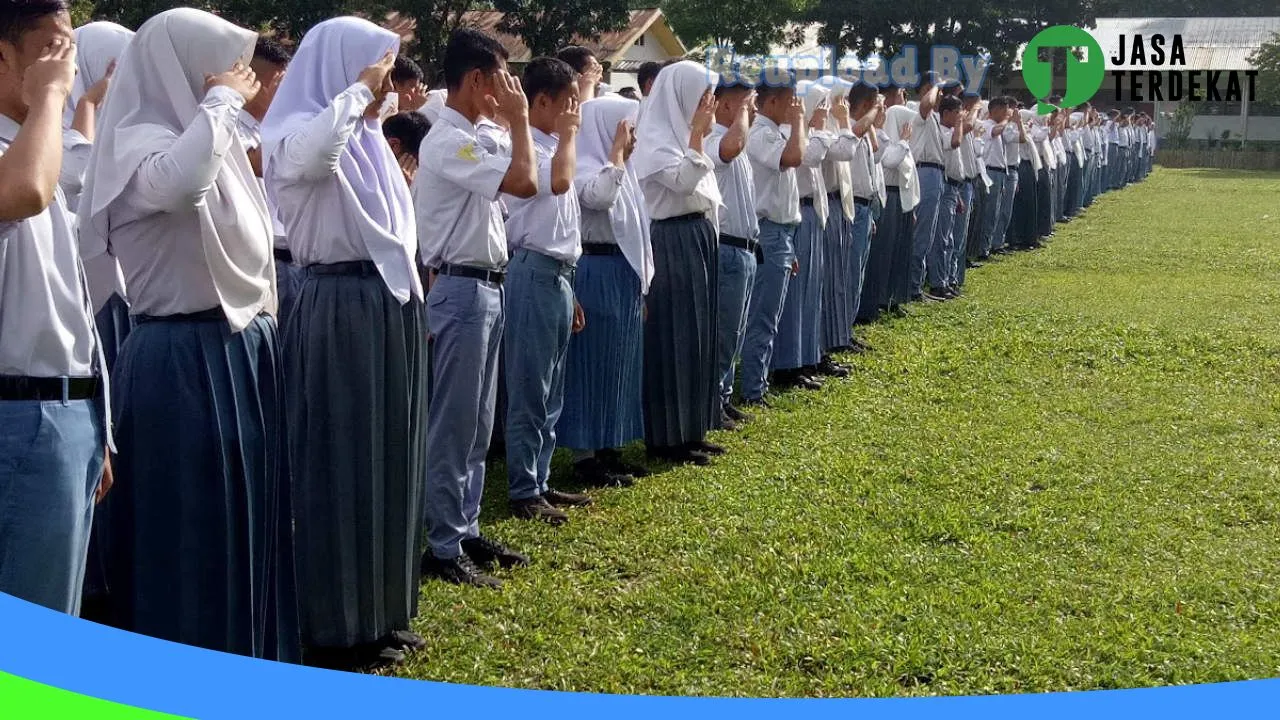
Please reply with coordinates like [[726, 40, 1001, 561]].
[[1021, 25, 1105, 114]]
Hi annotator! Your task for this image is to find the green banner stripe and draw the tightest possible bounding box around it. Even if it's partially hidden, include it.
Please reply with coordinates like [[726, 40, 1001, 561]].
[[0, 671, 191, 719]]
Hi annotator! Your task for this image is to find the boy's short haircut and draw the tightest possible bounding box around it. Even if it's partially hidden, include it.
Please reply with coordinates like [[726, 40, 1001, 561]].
[[392, 55, 425, 86], [939, 95, 962, 114], [0, 0, 68, 44], [714, 76, 754, 98], [522, 56, 577, 103], [383, 111, 431, 159], [755, 70, 796, 104], [442, 28, 508, 91], [637, 61, 662, 91], [556, 45, 596, 73], [254, 37, 292, 67], [848, 82, 877, 108]]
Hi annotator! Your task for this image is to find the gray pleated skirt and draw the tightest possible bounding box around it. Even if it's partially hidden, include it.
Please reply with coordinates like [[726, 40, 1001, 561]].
[[773, 205, 823, 370], [643, 214, 719, 449], [886, 192, 915, 307], [285, 265, 428, 650], [107, 311, 299, 662], [559, 253, 644, 451], [821, 198, 853, 351], [859, 190, 897, 323]]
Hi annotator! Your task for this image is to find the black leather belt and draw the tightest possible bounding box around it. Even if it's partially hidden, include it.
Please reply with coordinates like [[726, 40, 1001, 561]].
[[437, 262, 505, 284], [273, 248, 294, 264], [311, 260, 379, 277], [1007, 165, 1019, 171], [0, 375, 100, 401], [720, 234, 758, 253], [987, 166, 1006, 174], [918, 161, 944, 171], [853, 197, 871, 206], [945, 178, 963, 188], [800, 197, 815, 207], [657, 212, 706, 223], [581, 243, 622, 256], [136, 307, 226, 323]]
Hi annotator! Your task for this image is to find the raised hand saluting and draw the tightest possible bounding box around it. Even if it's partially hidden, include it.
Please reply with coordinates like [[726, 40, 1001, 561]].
[[205, 62, 260, 103]]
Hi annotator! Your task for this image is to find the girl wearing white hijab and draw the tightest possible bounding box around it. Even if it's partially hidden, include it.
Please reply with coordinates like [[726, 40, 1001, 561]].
[[882, 101, 921, 311], [1009, 107, 1041, 249], [816, 78, 859, 366], [76, 7, 298, 662], [558, 95, 652, 484], [771, 79, 832, 387], [60, 22, 133, 373], [631, 60, 722, 465], [260, 16, 426, 670], [59, 21, 133, 621]]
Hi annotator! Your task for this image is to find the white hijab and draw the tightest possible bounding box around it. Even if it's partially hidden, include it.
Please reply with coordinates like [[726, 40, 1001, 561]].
[[576, 96, 654, 293], [65, 22, 134, 129], [78, 8, 274, 332], [261, 16, 420, 304], [633, 61, 722, 222], [794, 80, 830, 225], [821, 78, 855, 219], [884, 104, 920, 212]]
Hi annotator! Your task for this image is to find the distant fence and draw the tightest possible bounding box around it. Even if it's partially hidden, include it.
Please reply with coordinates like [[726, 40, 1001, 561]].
[[1156, 150, 1280, 170]]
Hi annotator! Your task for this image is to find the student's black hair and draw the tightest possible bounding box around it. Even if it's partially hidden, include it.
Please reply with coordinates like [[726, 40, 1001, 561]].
[[442, 28, 509, 91], [522, 56, 577, 104], [755, 69, 796, 103], [988, 96, 1009, 110], [939, 95, 962, 114], [253, 37, 292, 67], [392, 55, 424, 85], [714, 76, 753, 98], [1124, 106, 1135, 115], [382, 110, 431, 159], [1001, 95, 1020, 107], [0, 0, 68, 44], [617, 86, 640, 101], [637, 61, 662, 92], [556, 45, 596, 73], [1076, 101, 1092, 112], [847, 82, 877, 109]]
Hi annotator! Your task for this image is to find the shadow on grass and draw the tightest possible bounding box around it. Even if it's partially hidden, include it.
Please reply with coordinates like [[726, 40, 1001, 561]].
[[1154, 167, 1280, 180]]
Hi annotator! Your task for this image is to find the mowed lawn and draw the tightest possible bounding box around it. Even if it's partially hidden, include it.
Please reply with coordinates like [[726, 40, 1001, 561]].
[[399, 168, 1280, 697]]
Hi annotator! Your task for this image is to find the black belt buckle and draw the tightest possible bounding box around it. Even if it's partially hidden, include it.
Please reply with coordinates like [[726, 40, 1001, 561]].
[[273, 248, 294, 264], [439, 263, 505, 285], [799, 197, 815, 207], [919, 161, 944, 171], [581, 243, 622, 257], [853, 197, 871, 207]]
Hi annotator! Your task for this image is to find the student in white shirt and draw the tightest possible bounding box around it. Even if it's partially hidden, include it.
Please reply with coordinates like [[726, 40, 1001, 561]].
[[1009, 105, 1041, 250], [559, 94, 651, 488], [991, 96, 1024, 254], [59, 21, 131, 380], [772, 79, 832, 390], [57, 17, 131, 622], [415, 28, 536, 589], [0, 2, 110, 618], [236, 38, 297, 321], [499, 57, 592, 525], [739, 77, 807, 405], [882, 92, 921, 311], [77, 7, 296, 661], [907, 73, 949, 302], [1065, 109, 1086, 219], [929, 94, 966, 297], [706, 79, 756, 428], [847, 84, 885, 327], [1034, 111, 1056, 242], [1105, 109, 1121, 191], [260, 16, 424, 669], [977, 96, 1011, 258], [632, 60, 723, 465], [816, 78, 859, 374], [948, 93, 983, 291]]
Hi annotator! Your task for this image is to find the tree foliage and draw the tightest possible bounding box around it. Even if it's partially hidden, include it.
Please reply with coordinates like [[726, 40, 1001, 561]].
[[1248, 32, 1280, 107], [664, 0, 815, 56], [492, 0, 633, 58]]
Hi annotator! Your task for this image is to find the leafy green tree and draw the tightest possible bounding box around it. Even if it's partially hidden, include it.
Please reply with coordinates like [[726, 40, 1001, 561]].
[[664, 0, 816, 55], [491, 0, 632, 58], [1247, 32, 1280, 106]]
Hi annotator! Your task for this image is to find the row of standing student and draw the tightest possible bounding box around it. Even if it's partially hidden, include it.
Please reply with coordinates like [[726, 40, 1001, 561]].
[[0, 1, 1155, 672]]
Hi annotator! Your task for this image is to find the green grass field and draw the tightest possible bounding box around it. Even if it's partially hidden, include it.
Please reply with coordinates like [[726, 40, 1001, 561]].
[[399, 168, 1280, 697]]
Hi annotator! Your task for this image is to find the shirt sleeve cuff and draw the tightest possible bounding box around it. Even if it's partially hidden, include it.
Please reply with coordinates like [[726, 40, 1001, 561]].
[[685, 148, 714, 171], [204, 85, 248, 109], [602, 164, 626, 181], [344, 83, 377, 105]]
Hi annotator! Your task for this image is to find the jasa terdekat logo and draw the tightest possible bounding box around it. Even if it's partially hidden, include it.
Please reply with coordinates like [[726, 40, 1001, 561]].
[[1021, 24, 1258, 114]]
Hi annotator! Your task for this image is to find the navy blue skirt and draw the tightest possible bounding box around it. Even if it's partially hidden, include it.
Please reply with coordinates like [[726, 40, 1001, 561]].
[[107, 312, 299, 662], [643, 215, 719, 449], [773, 205, 822, 370], [558, 253, 644, 451], [885, 192, 915, 308], [821, 200, 853, 351], [286, 270, 428, 650], [859, 190, 898, 322]]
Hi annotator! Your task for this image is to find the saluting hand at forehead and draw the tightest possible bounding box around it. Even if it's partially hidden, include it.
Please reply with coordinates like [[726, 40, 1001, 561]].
[[23, 35, 76, 105], [204, 61, 260, 103]]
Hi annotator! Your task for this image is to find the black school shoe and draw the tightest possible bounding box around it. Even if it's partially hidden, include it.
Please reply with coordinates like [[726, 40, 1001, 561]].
[[596, 447, 649, 478], [572, 457, 634, 488], [544, 487, 592, 507], [647, 445, 712, 466], [509, 496, 569, 525], [306, 643, 407, 671], [462, 535, 530, 569], [723, 403, 752, 424], [386, 630, 427, 653], [717, 410, 739, 432], [687, 440, 726, 456], [814, 358, 850, 378], [421, 552, 503, 588]]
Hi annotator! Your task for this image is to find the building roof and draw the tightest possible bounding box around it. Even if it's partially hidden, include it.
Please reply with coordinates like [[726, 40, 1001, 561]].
[[1092, 16, 1280, 71], [459, 8, 686, 65]]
